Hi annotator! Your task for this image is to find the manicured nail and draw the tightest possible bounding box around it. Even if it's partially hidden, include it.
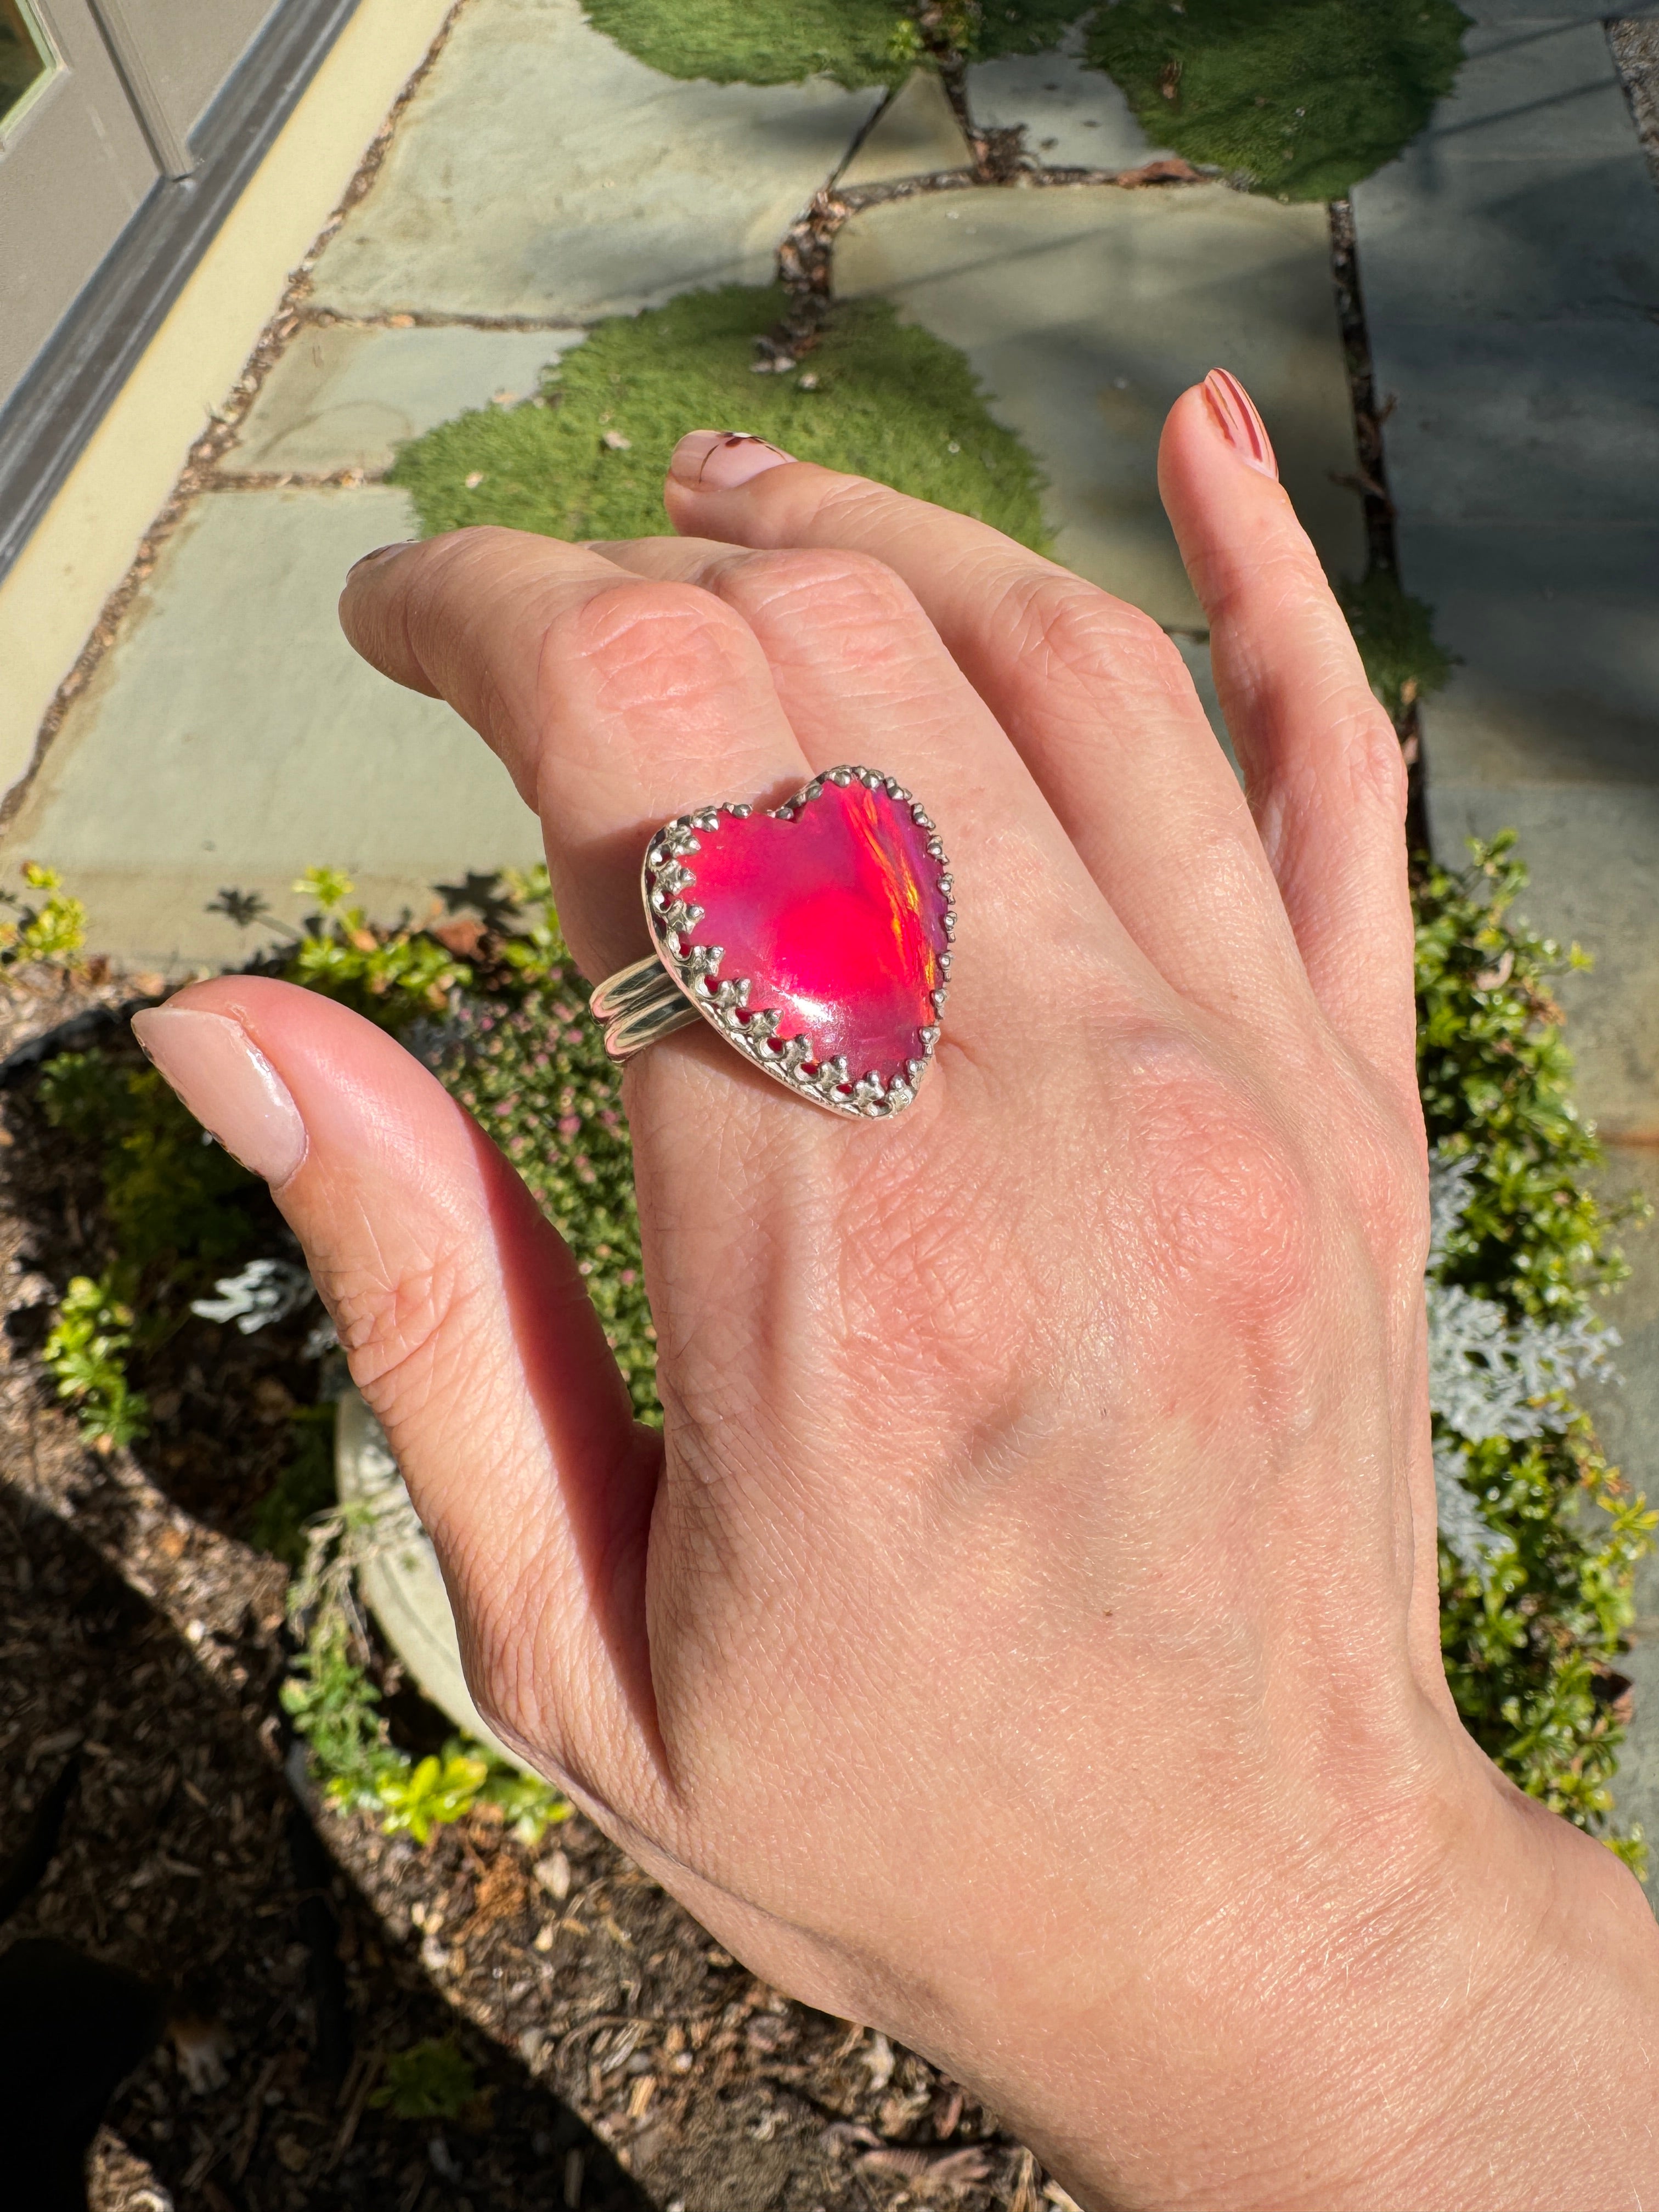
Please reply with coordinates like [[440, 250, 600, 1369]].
[[347, 539, 416, 575], [668, 430, 795, 490], [130, 1008, 306, 1186], [1202, 369, 1278, 479]]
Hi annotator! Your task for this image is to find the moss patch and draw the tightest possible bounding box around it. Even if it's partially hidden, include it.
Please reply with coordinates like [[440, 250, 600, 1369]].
[[578, 1, 1087, 87], [579, 0, 910, 88], [387, 284, 1051, 554], [1086, 0, 1468, 201], [1340, 566, 1457, 720]]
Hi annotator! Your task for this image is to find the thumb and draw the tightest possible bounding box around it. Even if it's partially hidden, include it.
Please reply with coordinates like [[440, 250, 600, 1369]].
[[132, 975, 664, 1810]]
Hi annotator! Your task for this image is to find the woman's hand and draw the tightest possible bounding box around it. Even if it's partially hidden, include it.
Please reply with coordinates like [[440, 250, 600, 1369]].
[[134, 381, 1659, 2210]]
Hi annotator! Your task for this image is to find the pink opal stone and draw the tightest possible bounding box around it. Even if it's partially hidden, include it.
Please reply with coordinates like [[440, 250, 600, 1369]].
[[669, 778, 949, 1085]]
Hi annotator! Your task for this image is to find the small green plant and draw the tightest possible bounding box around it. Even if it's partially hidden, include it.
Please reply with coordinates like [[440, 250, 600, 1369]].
[[1087, 0, 1468, 201], [370, 2037, 478, 2123], [282, 866, 475, 1019], [43, 1271, 149, 1447], [375, 1750, 494, 1845], [387, 284, 1050, 559], [0, 861, 88, 967], [283, 1504, 571, 1843], [1339, 567, 1456, 721], [280, 1602, 405, 1808]]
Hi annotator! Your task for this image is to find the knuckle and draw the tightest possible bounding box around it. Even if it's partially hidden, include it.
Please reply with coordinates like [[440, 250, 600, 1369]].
[[1130, 1037, 1319, 1333], [733, 545, 915, 627], [323, 1240, 481, 1432], [1343, 700, 1410, 821], [1017, 575, 1187, 697], [555, 579, 753, 707]]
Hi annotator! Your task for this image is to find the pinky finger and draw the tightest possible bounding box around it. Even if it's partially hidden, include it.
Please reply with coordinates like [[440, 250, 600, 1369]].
[[1158, 375, 1419, 1122]]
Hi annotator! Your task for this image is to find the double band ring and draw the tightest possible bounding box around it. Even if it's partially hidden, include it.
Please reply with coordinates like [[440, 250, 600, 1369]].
[[589, 765, 954, 1119]]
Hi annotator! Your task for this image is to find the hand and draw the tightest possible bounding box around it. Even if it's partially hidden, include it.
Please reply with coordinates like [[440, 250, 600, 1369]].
[[133, 382, 1659, 2210]]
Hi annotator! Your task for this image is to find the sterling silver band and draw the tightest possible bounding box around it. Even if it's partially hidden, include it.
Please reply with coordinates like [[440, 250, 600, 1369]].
[[590, 951, 699, 1062]]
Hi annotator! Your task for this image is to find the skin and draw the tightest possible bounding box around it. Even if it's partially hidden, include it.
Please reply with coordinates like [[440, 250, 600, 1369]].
[[153, 388, 1659, 2207]]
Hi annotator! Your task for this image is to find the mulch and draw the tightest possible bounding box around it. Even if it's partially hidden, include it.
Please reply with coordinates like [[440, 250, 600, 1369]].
[[0, 964, 1070, 2212]]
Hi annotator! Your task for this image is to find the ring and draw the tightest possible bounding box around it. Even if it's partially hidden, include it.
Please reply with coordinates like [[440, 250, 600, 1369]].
[[589, 765, 954, 1119]]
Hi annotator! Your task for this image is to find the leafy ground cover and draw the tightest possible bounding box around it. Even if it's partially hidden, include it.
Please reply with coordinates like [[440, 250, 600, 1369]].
[[16, 825, 1652, 1874], [387, 284, 1050, 554], [1085, 0, 1469, 200]]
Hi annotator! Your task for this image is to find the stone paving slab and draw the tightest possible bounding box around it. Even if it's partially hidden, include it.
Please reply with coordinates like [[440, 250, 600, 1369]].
[[1464, 3, 1656, 27], [966, 37, 1174, 172], [1379, 325, 1659, 522], [224, 323, 584, 478], [1353, 5, 1659, 1151], [1426, 19, 1643, 159], [5, 488, 541, 968], [839, 69, 971, 187], [1352, 157, 1659, 321], [1401, 520, 1659, 785], [836, 184, 1364, 630], [307, 0, 875, 323]]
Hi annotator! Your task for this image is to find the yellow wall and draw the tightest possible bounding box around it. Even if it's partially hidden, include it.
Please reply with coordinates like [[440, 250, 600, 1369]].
[[0, 0, 455, 798]]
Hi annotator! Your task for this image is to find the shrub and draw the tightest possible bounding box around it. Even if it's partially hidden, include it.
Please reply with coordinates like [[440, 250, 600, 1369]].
[[386, 284, 1050, 558], [1417, 836, 1652, 1867], [1086, 0, 1468, 201]]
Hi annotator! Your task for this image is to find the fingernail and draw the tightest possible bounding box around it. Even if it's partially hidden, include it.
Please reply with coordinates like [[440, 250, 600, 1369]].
[[1202, 369, 1278, 479], [668, 430, 794, 490], [347, 539, 416, 575], [130, 1008, 307, 1186]]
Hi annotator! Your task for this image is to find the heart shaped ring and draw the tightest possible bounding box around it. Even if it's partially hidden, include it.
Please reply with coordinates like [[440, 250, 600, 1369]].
[[589, 765, 954, 1118]]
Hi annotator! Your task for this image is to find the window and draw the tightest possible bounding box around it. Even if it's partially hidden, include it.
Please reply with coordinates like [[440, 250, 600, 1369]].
[[0, 0, 57, 139]]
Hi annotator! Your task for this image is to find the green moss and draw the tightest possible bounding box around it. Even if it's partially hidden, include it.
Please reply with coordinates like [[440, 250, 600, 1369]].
[[1339, 567, 1457, 721], [386, 285, 1051, 556], [1086, 0, 1468, 200], [973, 1, 1096, 63], [580, 0, 911, 87], [577, 0, 1085, 86]]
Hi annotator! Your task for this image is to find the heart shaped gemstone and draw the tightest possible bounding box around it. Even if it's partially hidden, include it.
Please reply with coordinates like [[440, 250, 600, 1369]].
[[652, 770, 951, 1097]]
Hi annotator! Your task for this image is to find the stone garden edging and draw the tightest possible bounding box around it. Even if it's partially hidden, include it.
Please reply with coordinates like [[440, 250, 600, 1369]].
[[334, 1379, 528, 1771]]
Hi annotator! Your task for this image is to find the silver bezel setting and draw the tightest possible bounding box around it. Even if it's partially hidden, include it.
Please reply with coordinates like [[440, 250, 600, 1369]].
[[641, 764, 953, 1120]]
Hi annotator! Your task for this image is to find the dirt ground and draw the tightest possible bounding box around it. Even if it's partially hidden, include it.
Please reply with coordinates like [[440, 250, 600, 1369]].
[[0, 967, 1070, 2212]]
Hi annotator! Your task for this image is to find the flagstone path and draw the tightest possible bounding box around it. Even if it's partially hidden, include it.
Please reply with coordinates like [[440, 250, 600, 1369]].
[[2, 0, 1312, 967]]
